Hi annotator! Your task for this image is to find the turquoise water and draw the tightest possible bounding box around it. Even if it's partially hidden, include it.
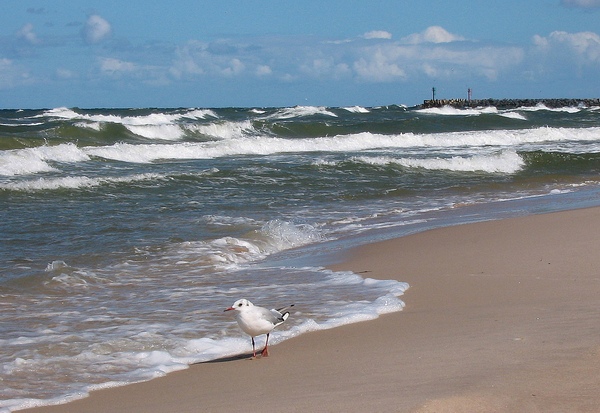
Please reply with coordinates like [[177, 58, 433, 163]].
[[1, 104, 599, 410]]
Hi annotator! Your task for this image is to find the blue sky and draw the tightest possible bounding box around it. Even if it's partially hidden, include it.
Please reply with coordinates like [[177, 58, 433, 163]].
[[1, 0, 599, 108]]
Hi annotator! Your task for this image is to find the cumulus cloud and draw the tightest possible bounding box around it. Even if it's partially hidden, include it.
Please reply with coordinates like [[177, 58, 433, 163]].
[[170, 40, 277, 80], [17, 23, 40, 45], [401, 26, 465, 44], [349, 26, 522, 82], [533, 31, 600, 65], [82, 15, 112, 44], [166, 25, 523, 85], [221, 58, 245, 76], [561, 0, 600, 9], [363, 30, 392, 40], [353, 46, 409, 81], [356, 44, 523, 82]]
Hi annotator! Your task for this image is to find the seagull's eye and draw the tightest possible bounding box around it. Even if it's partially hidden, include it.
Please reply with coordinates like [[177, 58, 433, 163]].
[[238, 303, 243, 307]]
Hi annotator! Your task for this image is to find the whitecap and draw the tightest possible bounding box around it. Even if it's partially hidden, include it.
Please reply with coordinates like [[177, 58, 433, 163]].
[[342, 106, 370, 113], [499, 111, 527, 120], [416, 105, 498, 116], [0, 143, 89, 176], [0, 173, 164, 191], [266, 105, 338, 119], [354, 150, 525, 174]]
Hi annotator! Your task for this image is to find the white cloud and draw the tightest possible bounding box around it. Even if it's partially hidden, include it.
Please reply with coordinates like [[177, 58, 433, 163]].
[[17, 23, 39, 45], [401, 26, 465, 44], [353, 47, 407, 81], [301, 57, 351, 79], [83, 15, 112, 44], [533, 31, 600, 64], [0, 58, 32, 89], [561, 0, 600, 9], [170, 40, 277, 80], [170, 41, 206, 78], [363, 31, 392, 40], [99, 57, 136, 74], [255, 65, 272, 76], [220, 58, 245, 76], [56, 68, 76, 79], [352, 27, 511, 82], [167, 26, 520, 85], [350, 26, 524, 83]]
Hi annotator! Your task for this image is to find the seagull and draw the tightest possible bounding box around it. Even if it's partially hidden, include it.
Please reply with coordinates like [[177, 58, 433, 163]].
[[224, 299, 293, 358]]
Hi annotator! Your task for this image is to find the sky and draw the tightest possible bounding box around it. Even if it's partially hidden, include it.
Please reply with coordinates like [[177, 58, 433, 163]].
[[1, 0, 599, 109]]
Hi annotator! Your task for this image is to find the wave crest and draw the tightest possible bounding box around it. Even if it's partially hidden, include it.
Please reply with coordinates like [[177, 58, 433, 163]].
[[354, 150, 524, 174]]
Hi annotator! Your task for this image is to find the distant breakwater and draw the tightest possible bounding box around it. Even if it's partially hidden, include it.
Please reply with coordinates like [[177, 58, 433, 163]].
[[420, 98, 600, 109]]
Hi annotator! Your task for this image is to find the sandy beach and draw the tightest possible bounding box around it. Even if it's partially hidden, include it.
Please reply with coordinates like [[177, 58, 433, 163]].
[[24, 207, 600, 413]]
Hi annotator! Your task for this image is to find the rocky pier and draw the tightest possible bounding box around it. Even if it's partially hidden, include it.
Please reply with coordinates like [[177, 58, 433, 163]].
[[420, 98, 600, 109]]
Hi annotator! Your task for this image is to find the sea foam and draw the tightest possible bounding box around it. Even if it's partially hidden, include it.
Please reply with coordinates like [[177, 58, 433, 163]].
[[41, 107, 220, 141], [354, 150, 524, 174], [266, 105, 338, 119], [416, 105, 499, 116], [0, 173, 164, 191], [0, 144, 89, 176], [78, 127, 600, 164]]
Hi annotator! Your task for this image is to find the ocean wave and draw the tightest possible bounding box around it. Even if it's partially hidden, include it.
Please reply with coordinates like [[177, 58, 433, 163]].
[[2, 127, 598, 173], [342, 106, 370, 113], [499, 111, 527, 120], [266, 105, 338, 119], [190, 120, 255, 140], [416, 105, 499, 116], [106, 119, 254, 141], [518, 103, 581, 113], [39, 107, 220, 141], [82, 127, 600, 163], [165, 219, 325, 269], [0, 122, 45, 127], [0, 143, 89, 176], [353, 150, 524, 174], [43, 107, 218, 123], [0, 173, 165, 191], [124, 124, 185, 140], [414, 104, 585, 118], [3, 129, 587, 169]]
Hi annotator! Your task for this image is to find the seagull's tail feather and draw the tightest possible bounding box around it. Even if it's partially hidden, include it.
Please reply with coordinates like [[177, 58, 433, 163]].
[[275, 304, 294, 314], [271, 304, 294, 325]]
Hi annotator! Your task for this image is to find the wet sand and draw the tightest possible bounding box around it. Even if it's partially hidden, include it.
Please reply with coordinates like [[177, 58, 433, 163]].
[[24, 207, 600, 412]]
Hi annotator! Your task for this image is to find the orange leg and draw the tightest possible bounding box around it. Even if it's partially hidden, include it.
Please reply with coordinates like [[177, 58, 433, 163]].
[[261, 333, 270, 357]]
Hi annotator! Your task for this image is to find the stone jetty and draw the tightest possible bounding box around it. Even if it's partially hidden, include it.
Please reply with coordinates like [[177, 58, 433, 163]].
[[420, 98, 600, 109]]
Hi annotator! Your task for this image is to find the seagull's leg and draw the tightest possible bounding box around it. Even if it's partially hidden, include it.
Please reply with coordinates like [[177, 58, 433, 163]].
[[251, 337, 257, 358], [261, 333, 270, 357]]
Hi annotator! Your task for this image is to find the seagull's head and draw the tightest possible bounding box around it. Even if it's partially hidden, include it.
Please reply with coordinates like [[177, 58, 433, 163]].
[[224, 298, 254, 312]]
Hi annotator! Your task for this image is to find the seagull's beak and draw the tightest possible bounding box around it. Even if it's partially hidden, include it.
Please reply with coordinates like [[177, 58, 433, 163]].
[[224, 307, 234, 312]]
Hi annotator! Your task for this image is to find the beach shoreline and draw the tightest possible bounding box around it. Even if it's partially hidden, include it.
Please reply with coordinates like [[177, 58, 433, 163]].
[[21, 206, 600, 413]]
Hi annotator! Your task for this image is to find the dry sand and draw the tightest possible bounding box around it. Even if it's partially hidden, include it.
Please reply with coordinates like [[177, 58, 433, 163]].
[[24, 207, 600, 412]]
